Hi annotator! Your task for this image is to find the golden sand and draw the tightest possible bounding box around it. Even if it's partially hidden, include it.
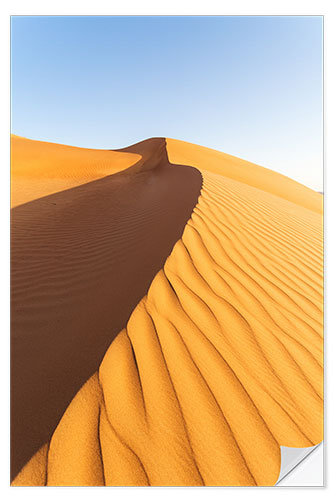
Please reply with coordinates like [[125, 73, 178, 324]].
[[166, 138, 322, 214], [10, 137, 201, 479], [11, 137, 323, 486]]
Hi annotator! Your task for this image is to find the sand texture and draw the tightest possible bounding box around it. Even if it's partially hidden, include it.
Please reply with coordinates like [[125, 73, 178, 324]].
[[11, 137, 323, 486], [11, 137, 202, 479]]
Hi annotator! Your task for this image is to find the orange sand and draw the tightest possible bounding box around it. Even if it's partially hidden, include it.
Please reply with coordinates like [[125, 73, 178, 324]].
[[11, 137, 323, 486], [11, 138, 201, 479]]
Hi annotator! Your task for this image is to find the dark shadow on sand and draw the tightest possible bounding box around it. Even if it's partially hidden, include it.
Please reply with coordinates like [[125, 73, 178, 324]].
[[11, 138, 202, 480]]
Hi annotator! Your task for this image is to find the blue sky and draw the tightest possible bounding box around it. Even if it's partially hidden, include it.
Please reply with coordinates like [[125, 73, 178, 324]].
[[11, 16, 323, 191]]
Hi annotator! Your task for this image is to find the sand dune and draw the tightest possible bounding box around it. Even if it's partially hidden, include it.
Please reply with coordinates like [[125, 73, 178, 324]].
[[11, 135, 142, 207], [11, 136, 323, 486], [11, 137, 202, 479]]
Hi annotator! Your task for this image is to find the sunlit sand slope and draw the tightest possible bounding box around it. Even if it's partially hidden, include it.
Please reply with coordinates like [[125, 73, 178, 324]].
[[13, 140, 323, 486], [167, 138, 322, 214]]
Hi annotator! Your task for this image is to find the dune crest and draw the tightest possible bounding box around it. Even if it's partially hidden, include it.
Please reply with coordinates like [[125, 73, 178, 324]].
[[12, 138, 323, 486], [11, 137, 202, 480]]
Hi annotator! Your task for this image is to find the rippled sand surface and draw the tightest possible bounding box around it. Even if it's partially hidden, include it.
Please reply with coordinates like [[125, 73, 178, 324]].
[[11, 137, 323, 486]]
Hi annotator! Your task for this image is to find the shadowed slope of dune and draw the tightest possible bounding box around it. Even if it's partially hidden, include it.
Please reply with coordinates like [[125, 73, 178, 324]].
[[10, 138, 202, 480], [11, 138, 323, 486]]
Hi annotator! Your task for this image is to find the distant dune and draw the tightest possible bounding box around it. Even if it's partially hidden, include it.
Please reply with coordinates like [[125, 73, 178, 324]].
[[11, 135, 141, 207], [11, 136, 323, 486]]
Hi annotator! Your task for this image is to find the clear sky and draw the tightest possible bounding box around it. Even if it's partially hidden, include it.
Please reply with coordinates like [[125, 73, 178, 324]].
[[11, 16, 323, 191]]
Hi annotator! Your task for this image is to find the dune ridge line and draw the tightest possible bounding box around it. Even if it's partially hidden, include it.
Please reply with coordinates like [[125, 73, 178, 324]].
[[11, 137, 203, 480]]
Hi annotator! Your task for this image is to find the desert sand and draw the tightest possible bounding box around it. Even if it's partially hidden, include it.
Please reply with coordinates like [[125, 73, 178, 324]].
[[11, 135, 141, 207], [11, 136, 202, 480], [11, 136, 323, 486]]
